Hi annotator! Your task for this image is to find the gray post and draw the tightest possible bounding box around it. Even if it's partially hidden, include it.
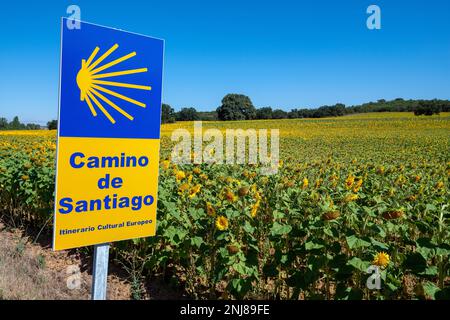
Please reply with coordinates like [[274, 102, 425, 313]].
[[91, 243, 110, 300]]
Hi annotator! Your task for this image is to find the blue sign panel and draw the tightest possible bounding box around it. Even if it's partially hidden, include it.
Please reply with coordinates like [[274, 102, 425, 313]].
[[59, 18, 164, 139]]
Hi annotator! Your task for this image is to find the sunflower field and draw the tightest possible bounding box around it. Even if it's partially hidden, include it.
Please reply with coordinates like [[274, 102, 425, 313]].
[[0, 112, 449, 299]]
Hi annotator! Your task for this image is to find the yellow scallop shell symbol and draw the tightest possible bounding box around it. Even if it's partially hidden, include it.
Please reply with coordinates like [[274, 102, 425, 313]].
[[76, 44, 151, 124]]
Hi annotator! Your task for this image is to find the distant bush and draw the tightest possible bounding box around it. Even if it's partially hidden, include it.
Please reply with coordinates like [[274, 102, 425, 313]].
[[176, 107, 199, 121], [47, 120, 57, 130], [413, 101, 442, 116], [161, 104, 176, 123], [0, 116, 41, 130]]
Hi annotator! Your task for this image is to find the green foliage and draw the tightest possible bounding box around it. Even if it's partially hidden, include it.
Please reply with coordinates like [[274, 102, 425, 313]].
[[176, 107, 199, 121], [0, 116, 41, 130], [0, 118, 8, 130], [47, 120, 57, 130], [161, 103, 176, 123], [283, 99, 449, 120], [216, 94, 256, 121], [414, 101, 442, 116], [272, 109, 288, 119], [256, 107, 273, 119]]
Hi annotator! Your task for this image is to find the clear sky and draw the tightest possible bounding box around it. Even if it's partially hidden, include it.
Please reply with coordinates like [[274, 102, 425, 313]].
[[1, 0, 449, 124]]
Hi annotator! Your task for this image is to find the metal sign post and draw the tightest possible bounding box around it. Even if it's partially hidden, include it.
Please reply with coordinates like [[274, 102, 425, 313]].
[[92, 243, 110, 300]]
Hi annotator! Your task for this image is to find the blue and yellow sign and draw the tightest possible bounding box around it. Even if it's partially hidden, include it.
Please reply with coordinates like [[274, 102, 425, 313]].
[[53, 19, 164, 250]]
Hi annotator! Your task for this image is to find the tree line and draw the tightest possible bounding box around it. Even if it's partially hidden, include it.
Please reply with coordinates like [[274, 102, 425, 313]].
[[0, 117, 57, 130], [2, 96, 449, 129], [162, 95, 450, 123], [0, 116, 41, 130]]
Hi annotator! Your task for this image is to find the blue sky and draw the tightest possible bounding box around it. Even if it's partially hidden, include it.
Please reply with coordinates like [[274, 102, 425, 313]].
[[0, 0, 449, 124]]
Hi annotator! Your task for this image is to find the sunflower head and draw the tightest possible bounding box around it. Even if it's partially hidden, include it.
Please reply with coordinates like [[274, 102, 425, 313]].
[[250, 201, 260, 218], [178, 183, 190, 193], [238, 186, 249, 197], [193, 167, 201, 174], [382, 209, 404, 220], [227, 244, 239, 255], [302, 177, 309, 189], [175, 170, 186, 181], [322, 210, 340, 221], [372, 251, 390, 268], [188, 184, 201, 198], [224, 189, 237, 202], [345, 174, 355, 188], [206, 202, 216, 216], [161, 160, 170, 170], [215, 215, 229, 231]]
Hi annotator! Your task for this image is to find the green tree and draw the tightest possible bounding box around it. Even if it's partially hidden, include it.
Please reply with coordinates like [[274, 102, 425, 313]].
[[161, 103, 176, 123], [176, 107, 199, 121], [414, 101, 441, 116], [256, 107, 273, 119], [10, 116, 23, 129], [0, 117, 8, 130], [272, 109, 288, 119], [288, 109, 299, 119], [216, 94, 256, 121], [26, 123, 41, 130], [47, 120, 58, 130]]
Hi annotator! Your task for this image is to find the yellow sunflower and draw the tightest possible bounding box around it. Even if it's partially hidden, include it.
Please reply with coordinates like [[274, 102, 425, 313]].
[[224, 188, 238, 202], [302, 177, 309, 189], [193, 167, 201, 174], [353, 179, 363, 193], [250, 201, 260, 218], [345, 174, 355, 189], [372, 252, 390, 268], [161, 160, 170, 170], [178, 183, 190, 193], [175, 170, 186, 181], [188, 184, 201, 198], [215, 216, 229, 231], [206, 202, 216, 216]]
